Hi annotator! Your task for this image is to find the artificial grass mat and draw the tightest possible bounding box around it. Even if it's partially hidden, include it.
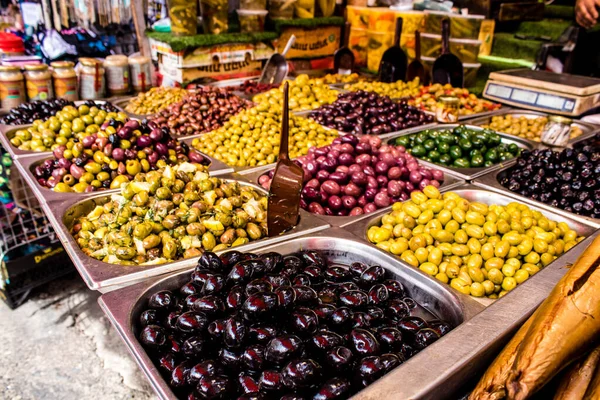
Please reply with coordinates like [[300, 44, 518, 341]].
[[145, 30, 279, 52]]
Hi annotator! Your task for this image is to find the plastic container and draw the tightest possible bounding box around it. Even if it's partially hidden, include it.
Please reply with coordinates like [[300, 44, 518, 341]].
[[424, 11, 484, 39], [0, 32, 24, 58], [367, 30, 394, 73], [236, 9, 268, 33], [347, 6, 369, 29], [349, 27, 368, 67], [368, 8, 396, 32], [200, 0, 229, 34], [0, 65, 25, 110], [78, 58, 106, 100], [104, 55, 130, 96], [168, 0, 198, 36], [24, 64, 54, 101], [421, 33, 482, 63], [51, 61, 78, 101], [129, 55, 153, 93], [394, 10, 426, 35], [422, 56, 481, 87], [269, 0, 295, 19], [241, 0, 267, 9], [294, 0, 314, 18]]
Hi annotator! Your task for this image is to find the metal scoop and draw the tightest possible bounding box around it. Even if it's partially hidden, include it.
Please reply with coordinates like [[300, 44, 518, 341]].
[[259, 35, 296, 86], [407, 30, 428, 84], [267, 81, 304, 237]]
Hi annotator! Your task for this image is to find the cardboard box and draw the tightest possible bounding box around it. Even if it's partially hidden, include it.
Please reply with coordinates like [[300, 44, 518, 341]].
[[278, 26, 341, 59], [159, 60, 262, 83]]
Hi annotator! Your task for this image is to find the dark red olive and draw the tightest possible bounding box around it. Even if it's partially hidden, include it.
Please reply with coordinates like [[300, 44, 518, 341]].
[[166, 335, 181, 354], [192, 270, 211, 286], [330, 307, 354, 332], [293, 285, 318, 305], [265, 335, 304, 364], [349, 262, 369, 277], [171, 360, 194, 387], [197, 251, 224, 272], [227, 261, 255, 286], [208, 319, 226, 340], [325, 346, 354, 371], [398, 343, 415, 360], [193, 295, 225, 316], [339, 290, 368, 308], [148, 290, 176, 310], [176, 312, 209, 333], [188, 360, 224, 384], [323, 266, 351, 282], [280, 256, 304, 277], [292, 274, 312, 286], [368, 284, 389, 305], [248, 325, 278, 344], [290, 308, 319, 337], [377, 327, 403, 352], [241, 344, 266, 371], [397, 316, 428, 339], [353, 356, 384, 388], [218, 348, 241, 371], [365, 306, 385, 326], [158, 353, 177, 373], [351, 312, 371, 328], [245, 279, 273, 296], [403, 297, 417, 309], [260, 252, 284, 272], [383, 279, 405, 298], [140, 325, 166, 348], [258, 370, 283, 392], [414, 328, 441, 350], [318, 286, 338, 304], [281, 359, 322, 389], [429, 320, 452, 336], [203, 275, 226, 295], [380, 353, 401, 372], [226, 285, 246, 310], [220, 250, 245, 269], [182, 336, 206, 358], [274, 286, 297, 309], [303, 265, 324, 284], [238, 371, 260, 394], [309, 330, 344, 353], [313, 377, 352, 400], [338, 282, 360, 292], [237, 394, 266, 400], [165, 312, 180, 330], [224, 317, 247, 349], [314, 304, 337, 321], [242, 292, 279, 320], [140, 309, 162, 327], [386, 299, 410, 322], [300, 250, 327, 268], [350, 328, 380, 356], [263, 273, 291, 288], [360, 266, 386, 286], [180, 282, 200, 297], [196, 375, 233, 399]]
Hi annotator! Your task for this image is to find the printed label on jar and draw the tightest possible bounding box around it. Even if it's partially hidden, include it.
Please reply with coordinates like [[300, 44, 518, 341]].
[[131, 64, 152, 92], [26, 78, 53, 101], [106, 66, 130, 93], [54, 77, 78, 100], [80, 74, 105, 100], [0, 79, 25, 109]]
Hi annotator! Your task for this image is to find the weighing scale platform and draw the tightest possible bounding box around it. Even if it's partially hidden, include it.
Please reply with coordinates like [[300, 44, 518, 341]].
[[483, 69, 600, 117]]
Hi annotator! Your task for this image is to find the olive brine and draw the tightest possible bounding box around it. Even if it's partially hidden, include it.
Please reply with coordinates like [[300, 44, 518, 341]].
[[138, 250, 452, 399]]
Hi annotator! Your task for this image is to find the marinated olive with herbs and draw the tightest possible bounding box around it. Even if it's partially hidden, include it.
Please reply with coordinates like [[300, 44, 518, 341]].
[[367, 185, 584, 298], [482, 114, 583, 142], [343, 78, 421, 99], [137, 249, 453, 399], [124, 86, 189, 115], [253, 74, 339, 112]]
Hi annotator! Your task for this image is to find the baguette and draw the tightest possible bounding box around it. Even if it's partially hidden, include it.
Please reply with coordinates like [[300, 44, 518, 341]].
[[506, 235, 600, 400], [554, 346, 600, 400]]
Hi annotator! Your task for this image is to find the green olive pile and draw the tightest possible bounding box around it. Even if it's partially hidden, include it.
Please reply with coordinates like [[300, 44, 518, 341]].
[[392, 126, 522, 169], [191, 103, 339, 168], [253, 74, 339, 112], [367, 186, 584, 299], [72, 163, 268, 265], [9, 103, 128, 152], [343, 78, 422, 99]]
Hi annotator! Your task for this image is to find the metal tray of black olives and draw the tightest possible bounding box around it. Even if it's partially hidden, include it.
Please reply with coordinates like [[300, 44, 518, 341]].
[[44, 176, 330, 292], [384, 124, 537, 181], [462, 109, 600, 147], [12, 151, 235, 206], [98, 228, 487, 400], [473, 164, 600, 228], [240, 167, 465, 228]]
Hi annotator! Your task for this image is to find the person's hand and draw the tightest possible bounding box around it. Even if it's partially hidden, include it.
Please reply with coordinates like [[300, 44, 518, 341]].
[[576, 0, 600, 29]]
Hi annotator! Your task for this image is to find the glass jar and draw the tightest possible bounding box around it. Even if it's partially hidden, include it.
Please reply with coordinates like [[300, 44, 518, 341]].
[[104, 55, 130, 96], [541, 115, 572, 147], [269, 0, 294, 19], [51, 61, 78, 101], [24, 64, 54, 101], [129, 55, 153, 93], [168, 0, 198, 36], [0, 65, 25, 110], [79, 58, 106, 100], [200, 0, 229, 33], [436, 96, 459, 123]]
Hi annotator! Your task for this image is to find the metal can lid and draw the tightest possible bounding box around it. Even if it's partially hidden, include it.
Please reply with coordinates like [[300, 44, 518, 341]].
[[0, 65, 21, 72], [129, 55, 150, 65], [548, 115, 573, 125], [51, 61, 74, 69], [439, 96, 460, 105], [80, 57, 102, 66], [24, 63, 49, 71]]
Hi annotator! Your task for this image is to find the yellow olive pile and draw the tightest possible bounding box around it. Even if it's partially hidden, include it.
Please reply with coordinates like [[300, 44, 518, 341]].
[[343, 78, 422, 99], [124, 87, 189, 115], [253, 74, 339, 111], [320, 73, 367, 84], [367, 186, 584, 298], [71, 163, 268, 265], [481, 114, 584, 142], [191, 103, 340, 168]]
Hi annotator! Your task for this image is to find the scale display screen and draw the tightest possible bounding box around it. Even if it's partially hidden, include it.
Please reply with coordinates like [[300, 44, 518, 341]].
[[485, 83, 576, 112]]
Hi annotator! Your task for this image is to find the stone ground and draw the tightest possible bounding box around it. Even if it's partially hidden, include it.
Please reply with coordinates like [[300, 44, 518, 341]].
[[0, 273, 155, 400]]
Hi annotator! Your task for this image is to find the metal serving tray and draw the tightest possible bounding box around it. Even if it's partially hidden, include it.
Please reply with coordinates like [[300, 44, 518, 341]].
[[45, 176, 330, 291], [385, 124, 537, 181], [98, 228, 486, 400], [473, 163, 600, 228], [463, 109, 600, 147], [13, 151, 235, 206], [240, 165, 465, 228]]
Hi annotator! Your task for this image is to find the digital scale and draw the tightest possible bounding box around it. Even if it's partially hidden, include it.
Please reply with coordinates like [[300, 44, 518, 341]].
[[483, 69, 600, 117]]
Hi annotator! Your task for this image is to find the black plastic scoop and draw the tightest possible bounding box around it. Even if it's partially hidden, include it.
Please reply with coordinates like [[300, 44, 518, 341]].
[[407, 30, 427, 84], [334, 22, 355, 75], [432, 18, 463, 87], [267, 81, 304, 237], [378, 17, 408, 83]]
